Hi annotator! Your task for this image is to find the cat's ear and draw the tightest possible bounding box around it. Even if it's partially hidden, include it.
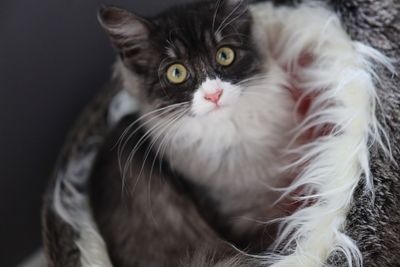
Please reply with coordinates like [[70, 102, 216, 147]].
[[98, 6, 151, 55]]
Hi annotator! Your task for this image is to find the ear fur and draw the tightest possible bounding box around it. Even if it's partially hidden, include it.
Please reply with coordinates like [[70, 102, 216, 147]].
[[98, 6, 155, 73], [98, 6, 151, 55]]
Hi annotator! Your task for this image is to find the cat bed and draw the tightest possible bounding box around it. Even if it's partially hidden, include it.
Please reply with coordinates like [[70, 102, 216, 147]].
[[42, 1, 400, 267]]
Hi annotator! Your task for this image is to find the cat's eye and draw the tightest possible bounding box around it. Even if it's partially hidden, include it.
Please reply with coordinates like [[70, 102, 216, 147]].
[[216, 47, 235, 66], [166, 63, 188, 84]]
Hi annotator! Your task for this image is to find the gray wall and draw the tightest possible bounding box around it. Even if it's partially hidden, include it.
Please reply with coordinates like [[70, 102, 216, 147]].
[[0, 0, 188, 266]]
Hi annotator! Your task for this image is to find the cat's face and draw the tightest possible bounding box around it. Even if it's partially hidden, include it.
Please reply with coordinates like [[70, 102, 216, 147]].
[[100, 0, 264, 117]]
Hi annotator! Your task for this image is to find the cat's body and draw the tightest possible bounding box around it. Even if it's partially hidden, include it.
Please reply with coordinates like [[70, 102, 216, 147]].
[[92, 0, 296, 256], [90, 114, 223, 267]]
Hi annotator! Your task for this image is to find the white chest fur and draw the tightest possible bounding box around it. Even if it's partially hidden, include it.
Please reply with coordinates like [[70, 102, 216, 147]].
[[159, 64, 296, 218]]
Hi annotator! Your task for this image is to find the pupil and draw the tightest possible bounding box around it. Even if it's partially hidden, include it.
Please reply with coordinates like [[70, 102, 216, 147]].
[[173, 68, 181, 77], [220, 52, 227, 60]]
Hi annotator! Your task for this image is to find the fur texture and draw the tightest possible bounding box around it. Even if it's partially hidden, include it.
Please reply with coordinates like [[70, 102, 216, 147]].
[[42, 1, 400, 267], [327, 0, 400, 266], [249, 2, 394, 266], [102, 0, 295, 247]]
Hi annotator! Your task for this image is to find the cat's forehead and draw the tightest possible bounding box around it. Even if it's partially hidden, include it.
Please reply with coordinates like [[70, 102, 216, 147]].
[[161, 29, 218, 59], [152, 1, 251, 55]]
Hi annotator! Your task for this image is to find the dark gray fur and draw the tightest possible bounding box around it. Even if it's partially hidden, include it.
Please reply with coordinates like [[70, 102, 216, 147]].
[[89, 114, 215, 267]]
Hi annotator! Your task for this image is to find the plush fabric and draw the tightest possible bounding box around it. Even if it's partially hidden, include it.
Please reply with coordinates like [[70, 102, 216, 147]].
[[328, 0, 400, 266]]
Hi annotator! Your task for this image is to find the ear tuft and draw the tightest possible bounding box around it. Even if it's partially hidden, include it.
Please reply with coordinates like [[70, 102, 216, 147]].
[[98, 6, 133, 29], [98, 6, 151, 52]]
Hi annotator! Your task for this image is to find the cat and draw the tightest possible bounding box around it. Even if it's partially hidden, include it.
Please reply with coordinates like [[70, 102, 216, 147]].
[[91, 0, 295, 266], [42, 0, 400, 267]]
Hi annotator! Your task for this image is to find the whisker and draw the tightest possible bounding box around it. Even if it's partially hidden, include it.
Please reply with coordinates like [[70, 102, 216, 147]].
[[240, 92, 276, 97], [236, 74, 272, 86], [121, 119, 171, 194], [118, 102, 189, 193], [157, 110, 190, 178], [139, 108, 188, 184], [212, 0, 223, 33], [117, 102, 188, 173], [145, 108, 189, 227], [116, 102, 187, 151], [215, 0, 243, 36], [217, 7, 248, 36], [146, 109, 188, 203], [149, 107, 189, 181], [121, 108, 184, 194]]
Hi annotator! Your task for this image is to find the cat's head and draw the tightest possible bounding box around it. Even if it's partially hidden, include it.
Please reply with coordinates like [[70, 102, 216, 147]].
[[99, 0, 264, 118]]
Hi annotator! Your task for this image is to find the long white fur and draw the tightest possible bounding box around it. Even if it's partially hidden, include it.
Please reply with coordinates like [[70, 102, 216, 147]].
[[249, 2, 393, 266], [52, 1, 394, 267]]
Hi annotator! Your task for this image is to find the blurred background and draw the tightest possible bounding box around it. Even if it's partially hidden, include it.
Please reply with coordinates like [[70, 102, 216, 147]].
[[0, 0, 189, 266]]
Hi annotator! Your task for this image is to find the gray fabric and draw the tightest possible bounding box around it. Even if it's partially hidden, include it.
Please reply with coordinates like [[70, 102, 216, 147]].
[[328, 0, 400, 266]]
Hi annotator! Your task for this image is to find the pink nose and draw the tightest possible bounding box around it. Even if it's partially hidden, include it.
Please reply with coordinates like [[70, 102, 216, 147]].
[[204, 89, 223, 104]]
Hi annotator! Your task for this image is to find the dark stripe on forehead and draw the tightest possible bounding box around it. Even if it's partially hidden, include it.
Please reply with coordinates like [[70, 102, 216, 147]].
[[172, 38, 187, 58]]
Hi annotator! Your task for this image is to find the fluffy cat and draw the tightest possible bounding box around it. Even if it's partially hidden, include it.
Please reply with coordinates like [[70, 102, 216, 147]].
[[91, 0, 296, 266], [42, 0, 400, 267]]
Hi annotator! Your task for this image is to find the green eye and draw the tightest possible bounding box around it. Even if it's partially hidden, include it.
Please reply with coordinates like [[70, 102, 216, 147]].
[[216, 47, 235, 66], [166, 63, 188, 84]]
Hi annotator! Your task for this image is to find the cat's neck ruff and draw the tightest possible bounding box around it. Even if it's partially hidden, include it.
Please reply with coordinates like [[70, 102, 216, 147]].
[[162, 63, 295, 201]]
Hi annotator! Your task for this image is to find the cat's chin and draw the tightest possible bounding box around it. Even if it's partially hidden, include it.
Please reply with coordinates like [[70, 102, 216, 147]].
[[192, 105, 233, 119]]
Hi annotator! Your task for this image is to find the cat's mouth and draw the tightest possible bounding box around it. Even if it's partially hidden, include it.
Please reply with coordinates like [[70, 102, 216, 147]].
[[190, 96, 240, 117], [206, 102, 234, 113]]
